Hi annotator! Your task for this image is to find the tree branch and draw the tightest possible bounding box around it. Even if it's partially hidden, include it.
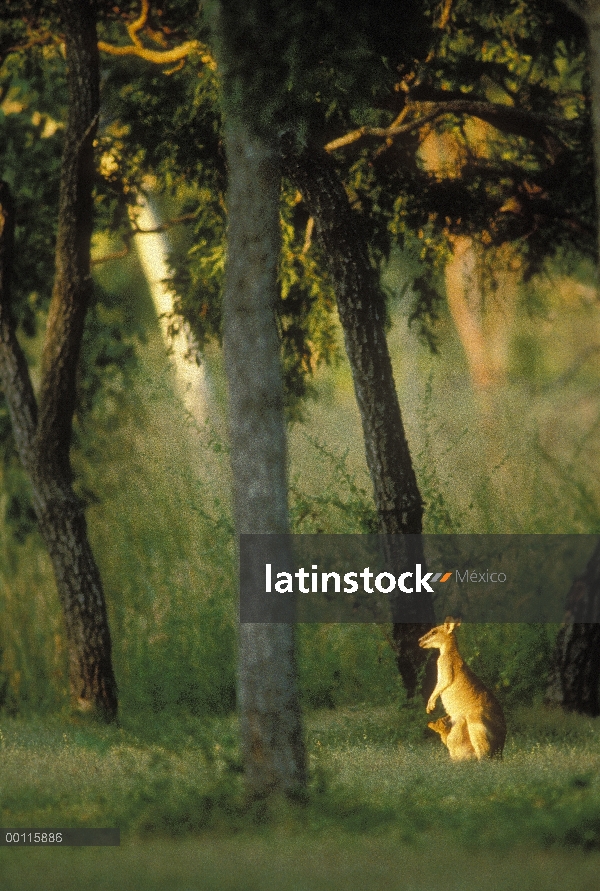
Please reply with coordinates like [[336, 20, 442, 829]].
[[301, 216, 314, 255], [324, 106, 443, 152], [98, 38, 212, 66], [90, 244, 131, 266], [132, 210, 198, 233], [437, 0, 454, 29], [324, 98, 579, 154], [127, 0, 150, 47], [422, 97, 578, 138], [98, 1, 216, 69]]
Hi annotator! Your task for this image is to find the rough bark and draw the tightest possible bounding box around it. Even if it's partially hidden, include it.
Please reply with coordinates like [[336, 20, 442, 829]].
[[0, 0, 117, 721], [222, 118, 306, 795], [282, 145, 435, 696], [545, 539, 600, 716]]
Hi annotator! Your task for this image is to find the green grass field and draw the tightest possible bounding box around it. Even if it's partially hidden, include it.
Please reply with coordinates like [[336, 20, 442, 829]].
[[1, 706, 600, 890], [5, 836, 600, 891]]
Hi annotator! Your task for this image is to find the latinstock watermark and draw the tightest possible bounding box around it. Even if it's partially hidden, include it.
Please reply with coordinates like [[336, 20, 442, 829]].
[[240, 534, 595, 623]]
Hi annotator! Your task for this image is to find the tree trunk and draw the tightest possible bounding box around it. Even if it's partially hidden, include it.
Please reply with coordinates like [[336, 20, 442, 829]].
[[543, 3, 600, 717], [444, 237, 518, 393], [445, 235, 494, 390], [421, 130, 518, 393], [563, 0, 600, 261], [587, 2, 600, 263], [282, 145, 435, 696], [222, 118, 306, 795], [0, 0, 118, 721], [545, 538, 600, 716]]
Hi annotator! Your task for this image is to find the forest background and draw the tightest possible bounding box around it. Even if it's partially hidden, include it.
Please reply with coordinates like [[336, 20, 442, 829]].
[[1, 1, 600, 889]]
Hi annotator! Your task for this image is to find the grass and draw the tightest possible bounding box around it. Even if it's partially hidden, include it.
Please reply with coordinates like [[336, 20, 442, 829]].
[[3, 836, 600, 891], [4, 836, 600, 891], [1, 705, 600, 844], [2, 706, 600, 889]]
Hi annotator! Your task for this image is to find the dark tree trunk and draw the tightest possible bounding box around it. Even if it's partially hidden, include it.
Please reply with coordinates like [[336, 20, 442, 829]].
[[0, 0, 117, 721], [563, 0, 600, 262], [588, 3, 600, 263], [282, 145, 434, 697], [222, 118, 306, 795], [545, 538, 600, 716], [547, 3, 600, 715]]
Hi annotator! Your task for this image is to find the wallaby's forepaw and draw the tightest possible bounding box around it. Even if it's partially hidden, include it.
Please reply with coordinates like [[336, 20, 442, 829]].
[[426, 698, 437, 714]]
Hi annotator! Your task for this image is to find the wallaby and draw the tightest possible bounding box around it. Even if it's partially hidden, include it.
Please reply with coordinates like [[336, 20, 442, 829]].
[[419, 618, 506, 759], [428, 715, 476, 761]]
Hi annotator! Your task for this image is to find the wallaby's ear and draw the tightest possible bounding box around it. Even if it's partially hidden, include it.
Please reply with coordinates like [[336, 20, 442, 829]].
[[444, 616, 460, 632]]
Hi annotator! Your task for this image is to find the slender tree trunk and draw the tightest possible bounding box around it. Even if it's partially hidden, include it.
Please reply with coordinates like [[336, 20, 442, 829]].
[[222, 118, 306, 795], [445, 235, 494, 390], [560, 0, 600, 260], [282, 145, 435, 696], [587, 2, 600, 263], [0, 0, 117, 721], [421, 131, 518, 393], [545, 539, 600, 715]]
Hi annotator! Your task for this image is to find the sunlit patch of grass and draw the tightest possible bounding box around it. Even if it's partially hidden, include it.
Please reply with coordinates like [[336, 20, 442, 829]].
[[303, 704, 600, 850]]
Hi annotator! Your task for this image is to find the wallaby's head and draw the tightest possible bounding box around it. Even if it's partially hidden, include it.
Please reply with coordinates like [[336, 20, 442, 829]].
[[428, 715, 452, 738], [418, 617, 461, 650]]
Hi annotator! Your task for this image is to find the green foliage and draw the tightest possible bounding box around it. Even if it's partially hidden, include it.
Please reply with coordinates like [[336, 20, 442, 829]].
[[1, 468, 36, 544], [297, 625, 403, 711], [158, 179, 342, 420], [212, 0, 427, 144], [95, 0, 597, 417], [459, 624, 555, 708], [81, 254, 237, 719], [0, 44, 64, 332], [101, 43, 345, 416], [278, 187, 340, 419], [75, 278, 145, 448], [0, 530, 67, 715], [163, 186, 225, 352], [383, 0, 593, 341], [290, 436, 377, 534], [417, 373, 462, 533]]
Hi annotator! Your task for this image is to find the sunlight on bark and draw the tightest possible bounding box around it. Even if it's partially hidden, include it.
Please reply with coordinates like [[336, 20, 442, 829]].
[[132, 197, 208, 427]]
